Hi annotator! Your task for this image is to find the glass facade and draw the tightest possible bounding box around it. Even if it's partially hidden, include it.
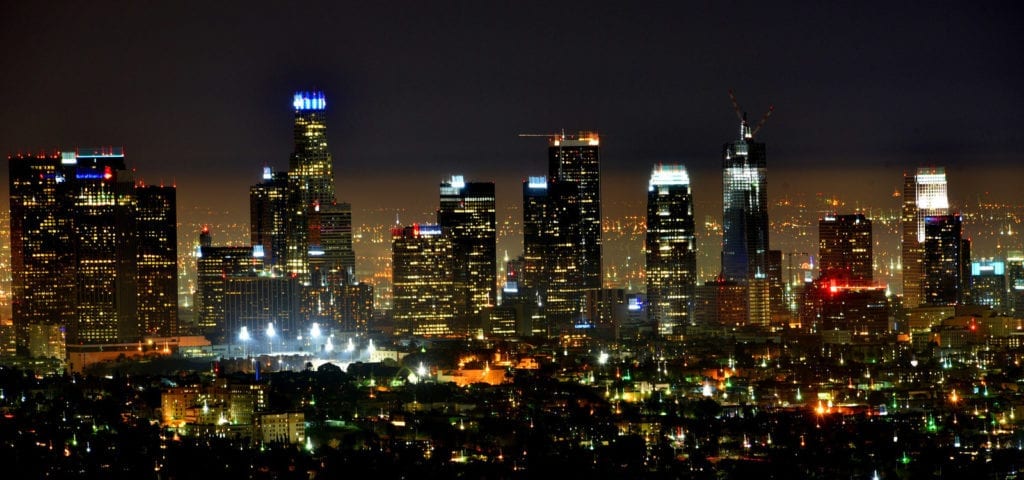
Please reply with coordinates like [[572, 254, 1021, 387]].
[[645, 164, 696, 336], [9, 149, 176, 345], [286, 91, 336, 282], [818, 214, 873, 285], [438, 175, 497, 327], [391, 225, 455, 336]]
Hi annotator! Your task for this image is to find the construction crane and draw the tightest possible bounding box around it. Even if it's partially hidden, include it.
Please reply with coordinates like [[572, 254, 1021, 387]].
[[728, 88, 774, 139]]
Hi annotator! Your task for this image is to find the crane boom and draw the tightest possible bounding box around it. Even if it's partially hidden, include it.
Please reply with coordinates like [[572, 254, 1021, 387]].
[[751, 105, 774, 138], [728, 88, 744, 123]]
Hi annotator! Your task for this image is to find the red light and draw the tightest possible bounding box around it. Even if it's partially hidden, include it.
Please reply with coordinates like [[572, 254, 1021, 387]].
[[103, 166, 113, 180]]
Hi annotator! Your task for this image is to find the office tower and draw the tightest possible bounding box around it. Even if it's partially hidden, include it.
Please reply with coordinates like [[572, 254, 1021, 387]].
[[721, 118, 768, 283], [694, 279, 747, 326], [308, 202, 355, 285], [501, 254, 525, 304], [644, 164, 696, 336], [303, 202, 355, 331], [521, 132, 602, 332], [521, 176, 575, 330], [802, 284, 888, 336], [970, 259, 1006, 312], [922, 214, 964, 306], [73, 148, 138, 343], [1007, 252, 1024, 315], [223, 275, 299, 346], [767, 249, 786, 316], [250, 167, 289, 270], [437, 175, 497, 321], [338, 282, 373, 332], [136, 185, 178, 336], [901, 168, 949, 308], [720, 116, 770, 325], [286, 91, 336, 281], [391, 224, 455, 336], [521, 176, 550, 299], [9, 148, 176, 345], [819, 214, 873, 285], [9, 152, 76, 346], [548, 132, 602, 293], [195, 227, 255, 340]]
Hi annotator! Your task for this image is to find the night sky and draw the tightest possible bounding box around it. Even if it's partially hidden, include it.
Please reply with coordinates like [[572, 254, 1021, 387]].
[[2, 1, 1023, 238]]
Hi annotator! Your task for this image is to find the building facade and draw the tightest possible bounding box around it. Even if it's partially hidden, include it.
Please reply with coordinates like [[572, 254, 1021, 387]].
[[901, 168, 949, 308], [819, 214, 873, 285], [922, 214, 965, 306], [644, 164, 696, 336], [285, 91, 336, 282], [391, 224, 456, 336], [437, 175, 496, 320], [9, 148, 177, 346]]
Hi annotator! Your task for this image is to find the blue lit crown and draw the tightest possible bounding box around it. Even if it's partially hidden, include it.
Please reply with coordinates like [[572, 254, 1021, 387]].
[[293, 91, 326, 111]]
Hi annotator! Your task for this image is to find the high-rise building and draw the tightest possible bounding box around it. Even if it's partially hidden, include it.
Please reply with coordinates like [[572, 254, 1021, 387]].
[[438, 175, 497, 324], [136, 185, 178, 337], [721, 118, 768, 284], [308, 202, 355, 285], [9, 152, 76, 346], [391, 224, 455, 336], [9, 148, 177, 345], [801, 283, 888, 336], [1007, 252, 1024, 315], [970, 259, 1006, 312], [521, 133, 603, 333], [922, 214, 964, 306], [285, 91, 336, 282], [523, 178, 583, 330], [644, 164, 696, 336], [521, 176, 550, 301], [250, 167, 289, 271], [901, 168, 949, 308], [196, 228, 255, 341], [720, 116, 770, 325], [548, 132, 602, 294], [819, 214, 873, 285]]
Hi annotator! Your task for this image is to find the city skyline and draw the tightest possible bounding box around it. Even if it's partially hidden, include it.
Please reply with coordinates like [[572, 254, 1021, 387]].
[[0, 2, 1021, 243]]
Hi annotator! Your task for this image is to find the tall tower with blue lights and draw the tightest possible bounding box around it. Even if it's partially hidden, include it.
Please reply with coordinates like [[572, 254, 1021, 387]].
[[286, 91, 336, 282]]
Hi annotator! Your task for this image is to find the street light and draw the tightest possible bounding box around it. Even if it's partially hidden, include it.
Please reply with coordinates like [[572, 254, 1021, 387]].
[[266, 323, 276, 355], [310, 323, 321, 353], [239, 326, 251, 358]]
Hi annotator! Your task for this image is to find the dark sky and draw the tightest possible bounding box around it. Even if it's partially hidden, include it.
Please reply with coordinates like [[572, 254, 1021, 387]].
[[2, 1, 1022, 232]]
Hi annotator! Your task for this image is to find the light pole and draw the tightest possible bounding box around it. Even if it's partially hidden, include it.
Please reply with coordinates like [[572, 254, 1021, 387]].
[[310, 322, 321, 353], [266, 323, 276, 355], [239, 326, 251, 358]]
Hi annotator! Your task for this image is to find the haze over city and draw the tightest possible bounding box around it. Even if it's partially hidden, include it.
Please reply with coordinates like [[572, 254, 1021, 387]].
[[2, 2, 1022, 258]]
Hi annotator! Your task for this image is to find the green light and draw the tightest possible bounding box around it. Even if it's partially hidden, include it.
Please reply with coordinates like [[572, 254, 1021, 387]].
[[901, 452, 911, 465]]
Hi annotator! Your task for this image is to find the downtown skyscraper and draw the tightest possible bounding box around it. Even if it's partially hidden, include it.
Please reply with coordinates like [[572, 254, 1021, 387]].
[[818, 214, 873, 285], [645, 165, 696, 336], [391, 224, 455, 336], [522, 132, 602, 332], [285, 91, 336, 282], [437, 175, 496, 329], [720, 116, 771, 325], [900, 167, 949, 308], [9, 148, 177, 345], [250, 166, 289, 271], [922, 214, 968, 306]]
